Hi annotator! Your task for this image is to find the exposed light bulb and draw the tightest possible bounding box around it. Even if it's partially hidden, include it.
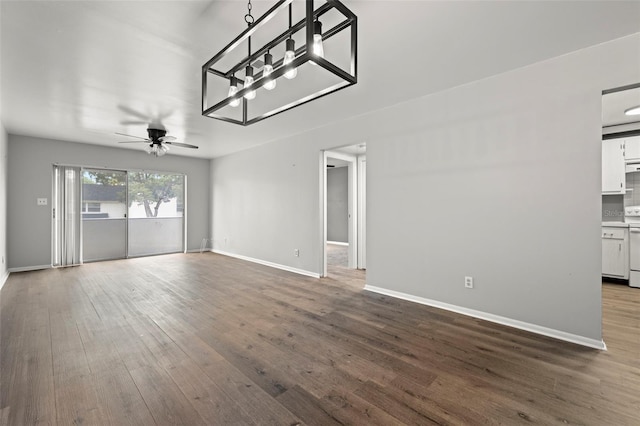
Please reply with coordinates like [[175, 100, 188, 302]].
[[284, 38, 297, 79], [263, 53, 276, 90], [244, 66, 256, 100], [313, 20, 324, 59], [228, 77, 240, 107], [625, 105, 640, 116]]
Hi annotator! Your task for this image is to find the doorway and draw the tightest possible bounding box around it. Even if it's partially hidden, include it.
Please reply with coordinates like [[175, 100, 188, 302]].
[[322, 143, 366, 276], [601, 83, 640, 281]]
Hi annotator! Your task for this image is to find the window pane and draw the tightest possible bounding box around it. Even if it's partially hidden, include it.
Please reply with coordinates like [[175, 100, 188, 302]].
[[82, 170, 126, 219], [128, 172, 184, 256], [128, 172, 184, 218], [82, 169, 127, 261]]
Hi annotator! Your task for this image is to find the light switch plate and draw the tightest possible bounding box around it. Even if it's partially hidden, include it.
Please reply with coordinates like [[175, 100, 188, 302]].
[[37, 198, 48, 206]]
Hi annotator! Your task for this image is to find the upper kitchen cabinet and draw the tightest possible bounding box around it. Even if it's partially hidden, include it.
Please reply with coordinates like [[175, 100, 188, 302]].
[[623, 136, 640, 162], [602, 138, 626, 194]]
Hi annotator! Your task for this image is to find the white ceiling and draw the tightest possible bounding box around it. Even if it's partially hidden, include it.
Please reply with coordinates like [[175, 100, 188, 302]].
[[2, 1, 639, 159], [602, 86, 640, 128]]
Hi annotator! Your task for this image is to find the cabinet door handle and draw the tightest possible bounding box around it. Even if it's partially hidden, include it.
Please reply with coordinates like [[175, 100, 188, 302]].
[[619, 243, 622, 251]]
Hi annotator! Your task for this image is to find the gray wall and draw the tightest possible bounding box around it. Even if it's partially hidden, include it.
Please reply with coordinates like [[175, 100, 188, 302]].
[[211, 33, 640, 344], [327, 167, 348, 243], [7, 135, 210, 269], [0, 123, 7, 284]]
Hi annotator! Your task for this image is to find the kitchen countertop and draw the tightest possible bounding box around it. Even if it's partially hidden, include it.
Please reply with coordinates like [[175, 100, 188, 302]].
[[602, 222, 630, 228]]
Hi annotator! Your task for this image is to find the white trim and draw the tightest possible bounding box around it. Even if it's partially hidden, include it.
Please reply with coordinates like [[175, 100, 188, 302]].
[[320, 151, 327, 277], [183, 174, 188, 254], [364, 285, 607, 351], [357, 155, 366, 269], [8, 264, 52, 273], [0, 271, 9, 291], [327, 241, 349, 246], [212, 250, 321, 279], [324, 149, 358, 271]]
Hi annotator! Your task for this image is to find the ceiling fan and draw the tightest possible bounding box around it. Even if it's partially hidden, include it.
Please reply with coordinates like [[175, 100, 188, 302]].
[[116, 128, 198, 157]]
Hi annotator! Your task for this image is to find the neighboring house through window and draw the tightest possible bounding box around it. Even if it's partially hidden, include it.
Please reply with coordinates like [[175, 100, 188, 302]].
[[82, 202, 101, 213]]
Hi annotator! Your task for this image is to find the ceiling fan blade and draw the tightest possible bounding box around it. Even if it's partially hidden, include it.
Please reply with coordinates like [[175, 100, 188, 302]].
[[159, 135, 177, 142], [157, 109, 174, 121], [117, 105, 150, 120], [115, 132, 149, 141], [120, 120, 149, 126], [117, 140, 149, 144], [165, 141, 199, 149]]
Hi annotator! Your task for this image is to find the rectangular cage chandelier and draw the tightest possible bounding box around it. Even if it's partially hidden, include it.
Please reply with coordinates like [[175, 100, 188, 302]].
[[201, 0, 357, 126]]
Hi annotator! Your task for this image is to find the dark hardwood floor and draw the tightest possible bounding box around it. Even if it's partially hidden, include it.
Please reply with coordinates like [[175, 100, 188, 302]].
[[1, 253, 639, 425]]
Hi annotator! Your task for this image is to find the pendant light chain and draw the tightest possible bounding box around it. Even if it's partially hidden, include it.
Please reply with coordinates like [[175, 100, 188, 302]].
[[245, 0, 253, 57], [244, 0, 254, 26]]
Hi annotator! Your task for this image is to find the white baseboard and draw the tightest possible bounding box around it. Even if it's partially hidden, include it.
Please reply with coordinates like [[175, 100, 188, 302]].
[[7, 265, 52, 273], [327, 241, 349, 246], [212, 250, 321, 279], [364, 285, 607, 351], [0, 271, 9, 292]]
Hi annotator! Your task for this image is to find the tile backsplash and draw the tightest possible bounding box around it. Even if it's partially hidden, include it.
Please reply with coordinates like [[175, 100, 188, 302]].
[[601, 173, 640, 222], [603, 194, 624, 221]]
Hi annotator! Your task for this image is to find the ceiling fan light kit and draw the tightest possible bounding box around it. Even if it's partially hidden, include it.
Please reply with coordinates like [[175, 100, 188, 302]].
[[116, 128, 199, 156], [201, 0, 357, 126]]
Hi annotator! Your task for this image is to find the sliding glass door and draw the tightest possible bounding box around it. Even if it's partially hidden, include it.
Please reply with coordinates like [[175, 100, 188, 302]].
[[127, 172, 184, 257], [55, 167, 185, 265], [81, 169, 127, 262]]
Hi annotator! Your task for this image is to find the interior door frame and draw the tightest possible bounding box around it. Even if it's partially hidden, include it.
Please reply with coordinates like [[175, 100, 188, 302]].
[[322, 150, 358, 276], [357, 155, 366, 269]]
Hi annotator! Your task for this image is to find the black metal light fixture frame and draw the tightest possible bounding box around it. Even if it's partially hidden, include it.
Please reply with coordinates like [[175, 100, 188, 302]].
[[201, 0, 357, 126]]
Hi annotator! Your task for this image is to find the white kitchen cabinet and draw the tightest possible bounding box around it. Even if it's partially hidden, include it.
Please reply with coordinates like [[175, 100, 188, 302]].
[[602, 139, 625, 194], [602, 226, 629, 279], [623, 136, 640, 162]]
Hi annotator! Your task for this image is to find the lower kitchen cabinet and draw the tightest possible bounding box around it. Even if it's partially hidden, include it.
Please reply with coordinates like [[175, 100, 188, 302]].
[[602, 226, 629, 279]]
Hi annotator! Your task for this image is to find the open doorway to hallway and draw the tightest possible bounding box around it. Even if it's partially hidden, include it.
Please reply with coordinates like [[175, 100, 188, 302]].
[[601, 84, 640, 284], [323, 143, 366, 276], [601, 83, 640, 351]]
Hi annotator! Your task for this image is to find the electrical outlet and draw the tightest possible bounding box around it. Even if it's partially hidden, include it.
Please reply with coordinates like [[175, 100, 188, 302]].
[[294, 249, 299, 257], [465, 276, 474, 289], [37, 198, 48, 206]]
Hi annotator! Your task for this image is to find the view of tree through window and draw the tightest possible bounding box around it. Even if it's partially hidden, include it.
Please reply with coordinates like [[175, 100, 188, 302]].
[[128, 172, 184, 218]]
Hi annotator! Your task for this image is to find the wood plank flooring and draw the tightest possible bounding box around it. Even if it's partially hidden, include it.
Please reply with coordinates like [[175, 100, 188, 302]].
[[1, 253, 639, 425]]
